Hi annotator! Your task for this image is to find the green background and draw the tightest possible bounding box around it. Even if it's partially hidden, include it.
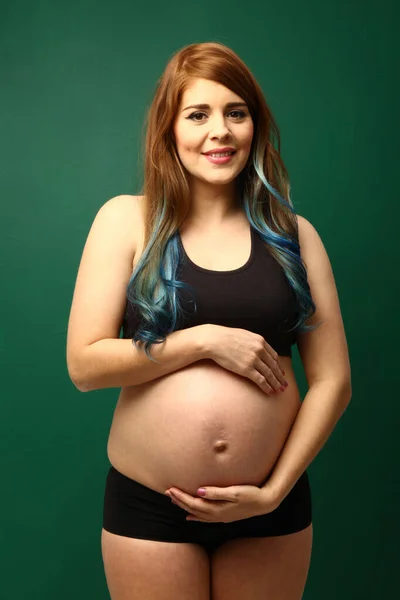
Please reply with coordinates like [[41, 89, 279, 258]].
[[1, 0, 398, 598]]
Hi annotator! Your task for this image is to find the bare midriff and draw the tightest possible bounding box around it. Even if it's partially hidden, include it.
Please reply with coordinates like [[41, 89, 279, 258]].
[[106, 196, 302, 496], [107, 357, 301, 496]]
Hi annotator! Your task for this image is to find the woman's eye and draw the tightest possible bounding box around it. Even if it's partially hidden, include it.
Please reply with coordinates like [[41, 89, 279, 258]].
[[187, 110, 246, 122]]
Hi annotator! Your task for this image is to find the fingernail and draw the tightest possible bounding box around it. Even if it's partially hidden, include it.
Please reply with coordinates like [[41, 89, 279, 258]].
[[284, 381, 288, 387], [280, 386, 286, 392], [197, 488, 207, 497]]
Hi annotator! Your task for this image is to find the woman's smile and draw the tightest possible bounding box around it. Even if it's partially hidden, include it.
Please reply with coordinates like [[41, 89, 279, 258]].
[[203, 151, 237, 165]]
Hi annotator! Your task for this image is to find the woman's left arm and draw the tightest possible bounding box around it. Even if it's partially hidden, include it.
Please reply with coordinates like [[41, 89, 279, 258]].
[[262, 215, 352, 504]]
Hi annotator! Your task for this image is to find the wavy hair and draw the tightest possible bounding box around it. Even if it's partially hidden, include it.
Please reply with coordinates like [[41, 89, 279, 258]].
[[126, 41, 320, 361]]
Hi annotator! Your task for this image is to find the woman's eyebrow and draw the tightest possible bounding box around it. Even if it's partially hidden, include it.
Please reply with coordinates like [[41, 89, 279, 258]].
[[182, 102, 248, 112]]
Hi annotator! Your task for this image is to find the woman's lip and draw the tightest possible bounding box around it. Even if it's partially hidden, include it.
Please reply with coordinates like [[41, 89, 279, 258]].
[[203, 152, 236, 164], [202, 150, 236, 155]]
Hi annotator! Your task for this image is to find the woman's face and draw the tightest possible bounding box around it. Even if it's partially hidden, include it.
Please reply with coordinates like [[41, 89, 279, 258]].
[[172, 78, 254, 186]]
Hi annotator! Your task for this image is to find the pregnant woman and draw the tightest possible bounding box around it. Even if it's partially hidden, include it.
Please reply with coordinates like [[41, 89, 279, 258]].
[[67, 42, 352, 600]]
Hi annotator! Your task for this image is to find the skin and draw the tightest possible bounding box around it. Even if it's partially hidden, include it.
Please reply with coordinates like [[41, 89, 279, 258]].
[[172, 77, 254, 228], [158, 79, 314, 600], [101, 77, 315, 600], [168, 78, 278, 518]]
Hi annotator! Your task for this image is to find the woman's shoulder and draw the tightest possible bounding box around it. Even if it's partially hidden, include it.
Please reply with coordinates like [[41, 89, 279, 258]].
[[295, 214, 319, 248], [101, 194, 145, 225], [102, 194, 143, 212], [98, 194, 145, 256]]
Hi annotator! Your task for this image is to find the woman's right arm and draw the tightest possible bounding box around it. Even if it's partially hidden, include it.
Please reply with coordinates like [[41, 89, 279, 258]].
[[66, 195, 211, 393]]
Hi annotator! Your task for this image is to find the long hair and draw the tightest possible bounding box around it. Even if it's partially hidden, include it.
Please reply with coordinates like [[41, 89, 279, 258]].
[[126, 41, 320, 362]]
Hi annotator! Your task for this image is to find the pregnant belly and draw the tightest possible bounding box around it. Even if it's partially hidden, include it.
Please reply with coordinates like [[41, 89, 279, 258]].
[[107, 359, 301, 496]]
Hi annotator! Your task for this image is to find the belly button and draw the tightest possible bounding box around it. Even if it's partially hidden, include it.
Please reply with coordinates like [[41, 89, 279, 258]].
[[213, 440, 229, 453]]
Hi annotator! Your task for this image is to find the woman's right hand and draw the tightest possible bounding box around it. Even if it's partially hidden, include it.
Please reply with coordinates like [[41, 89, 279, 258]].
[[202, 325, 288, 395]]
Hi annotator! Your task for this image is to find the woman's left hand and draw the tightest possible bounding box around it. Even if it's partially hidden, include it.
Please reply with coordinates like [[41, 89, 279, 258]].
[[165, 482, 280, 523]]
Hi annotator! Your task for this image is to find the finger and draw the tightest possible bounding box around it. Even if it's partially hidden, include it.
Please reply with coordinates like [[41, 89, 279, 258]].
[[196, 487, 239, 502], [249, 364, 274, 395], [255, 357, 281, 394], [168, 491, 193, 510], [263, 343, 287, 383], [169, 492, 209, 518], [261, 348, 287, 389], [170, 495, 197, 514]]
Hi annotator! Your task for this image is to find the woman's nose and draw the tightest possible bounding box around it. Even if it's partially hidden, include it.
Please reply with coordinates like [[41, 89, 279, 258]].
[[208, 117, 230, 138]]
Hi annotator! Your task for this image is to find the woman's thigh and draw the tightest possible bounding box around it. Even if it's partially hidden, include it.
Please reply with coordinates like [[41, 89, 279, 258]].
[[101, 528, 211, 600], [210, 524, 313, 600]]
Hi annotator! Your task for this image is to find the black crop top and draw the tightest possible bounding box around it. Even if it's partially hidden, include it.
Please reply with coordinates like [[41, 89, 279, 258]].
[[121, 226, 299, 357]]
